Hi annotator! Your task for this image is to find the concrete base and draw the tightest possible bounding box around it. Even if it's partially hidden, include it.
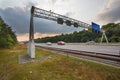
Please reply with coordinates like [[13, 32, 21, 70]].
[[18, 54, 51, 64], [28, 41, 35, 58]]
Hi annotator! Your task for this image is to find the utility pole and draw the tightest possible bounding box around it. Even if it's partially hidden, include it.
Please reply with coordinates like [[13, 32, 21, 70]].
[[28, 6, 35, 58]]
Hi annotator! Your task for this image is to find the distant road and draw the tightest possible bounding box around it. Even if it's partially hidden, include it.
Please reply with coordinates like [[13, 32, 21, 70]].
[[35, 43, 120, 56]]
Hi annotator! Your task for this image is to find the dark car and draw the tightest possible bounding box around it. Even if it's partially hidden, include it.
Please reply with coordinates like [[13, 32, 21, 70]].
[[57, 41, 65, 45]]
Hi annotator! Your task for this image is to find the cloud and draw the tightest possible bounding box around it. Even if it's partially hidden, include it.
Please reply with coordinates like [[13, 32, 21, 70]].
[[0, 2, 33, 34], [0, 2, 83, 35], [50, 0, 57, 4], [0, 2, 83, 41], [65, 12, 74, 17], [95, 0, 120, 25], [17, 32, 58, 41], [48, 0, 70, 4]]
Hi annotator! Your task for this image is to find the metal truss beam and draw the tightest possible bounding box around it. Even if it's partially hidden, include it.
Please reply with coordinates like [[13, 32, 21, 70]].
[[33, 6, 91, 28]]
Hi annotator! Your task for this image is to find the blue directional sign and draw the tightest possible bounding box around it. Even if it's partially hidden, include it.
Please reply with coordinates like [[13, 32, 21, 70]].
[[92, 22, 100, 33]]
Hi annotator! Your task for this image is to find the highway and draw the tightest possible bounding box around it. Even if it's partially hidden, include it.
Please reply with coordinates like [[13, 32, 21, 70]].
[[35, 43, 120, 67], [35, 43, 120, 56]]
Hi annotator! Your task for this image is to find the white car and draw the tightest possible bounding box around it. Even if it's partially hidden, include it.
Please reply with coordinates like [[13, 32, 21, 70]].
[[46, 42, 52, 45]]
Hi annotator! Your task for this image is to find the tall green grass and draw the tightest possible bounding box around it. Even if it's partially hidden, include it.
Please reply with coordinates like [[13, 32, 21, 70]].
[[0, 44, 120, 80]]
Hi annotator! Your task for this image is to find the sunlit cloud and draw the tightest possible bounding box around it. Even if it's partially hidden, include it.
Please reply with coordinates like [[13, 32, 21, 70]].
[[17, 32, 58, 41]]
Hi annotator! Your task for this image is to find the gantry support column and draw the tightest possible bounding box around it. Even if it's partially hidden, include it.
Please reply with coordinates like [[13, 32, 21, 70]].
[[28, 6, 35, 58]]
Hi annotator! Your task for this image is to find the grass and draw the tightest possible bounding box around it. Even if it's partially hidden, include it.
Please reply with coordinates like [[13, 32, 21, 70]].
[[0, 44, 120, 80]]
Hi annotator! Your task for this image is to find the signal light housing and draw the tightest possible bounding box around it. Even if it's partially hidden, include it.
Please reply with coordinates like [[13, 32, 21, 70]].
[[57, 18, 64, 24], [66, 20, 71, 26], [74, 22, 79, 27]]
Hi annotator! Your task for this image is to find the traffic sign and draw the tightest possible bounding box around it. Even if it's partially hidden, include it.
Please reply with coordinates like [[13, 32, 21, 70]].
[[92, 22, 100, 33]]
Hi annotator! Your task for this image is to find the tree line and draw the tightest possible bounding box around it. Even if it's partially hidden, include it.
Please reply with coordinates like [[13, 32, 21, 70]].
[[0, 16, 17, 48], [35, 23, 120, 43]]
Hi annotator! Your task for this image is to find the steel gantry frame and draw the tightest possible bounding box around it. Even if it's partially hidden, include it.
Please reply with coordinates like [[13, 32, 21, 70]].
[[28, 6, 91, 58]]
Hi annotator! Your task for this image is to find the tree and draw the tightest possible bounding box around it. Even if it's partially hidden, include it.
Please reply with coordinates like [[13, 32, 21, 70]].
[[0, 16, 17, 48], [101, 23, 120, 42], [34, 22, 120, 43]]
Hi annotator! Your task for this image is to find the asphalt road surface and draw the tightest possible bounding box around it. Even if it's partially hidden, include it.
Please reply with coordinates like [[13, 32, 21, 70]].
[[35, 43, 120, 56]]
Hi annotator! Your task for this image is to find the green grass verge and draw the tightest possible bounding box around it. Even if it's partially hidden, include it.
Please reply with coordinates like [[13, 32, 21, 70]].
[[0, 44, 120, 80]]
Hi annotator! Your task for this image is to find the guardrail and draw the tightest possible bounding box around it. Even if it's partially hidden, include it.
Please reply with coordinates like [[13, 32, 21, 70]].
[[36, 45, 120, 62]]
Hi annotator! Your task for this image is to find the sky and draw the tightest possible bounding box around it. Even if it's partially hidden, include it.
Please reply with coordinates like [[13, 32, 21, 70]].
[[0, 0, 120, 41]]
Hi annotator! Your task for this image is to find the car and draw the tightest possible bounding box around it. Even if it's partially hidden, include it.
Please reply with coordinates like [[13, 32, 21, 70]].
[[86, 41, 96, 45], [46, 42, 52, 45], [57, 41, 65, 45]]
